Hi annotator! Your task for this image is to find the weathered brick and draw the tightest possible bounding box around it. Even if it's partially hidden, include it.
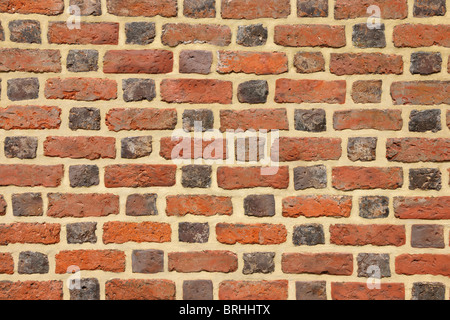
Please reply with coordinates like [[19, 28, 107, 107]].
[[126, 194, 158, 216], [69, 107, 100, 131], [179, 50, 212, 75], [391, 81, 450, 105], [0, 49, 61, 73], [396, 254, 450, 276], [330, 224, 406, 246], [70, 0, 102, 15], [220, 109, 288, 131], [219, 281, 288, 300], [411, 225, 444, 248], [0, 23, 3, 41], [70, 279, 100, 301], [103, 50, 173, 74], [352, 80, 382, 103], [69, 165, 100, 188], [275, 138, 341, 162], [359, 196, 389, 219], [121, 136, 152, 159], [413, 0, 446, 17], [179, 222, 210, 243], [217, 166, 289, 189], [221, 0, 290, 19], [334, 0, 408, 19], [0, 106, 60, 130], [182, 165, 212, 188], [103, 221, 171, 244], [162, 23, 231, 47], [409, 109, 441, 132], [106, 0, 178, 17], [18, 252, 49, 274], [331, 282, 405, 300], [106, 108, 177, 131], [282, 253, 353, 275], [294, 165, 327, 190], [409, 168, 441, 191], [294, 109, 326, 132], [330, 53, 403, 75], [0, 196, 6, 216], [44, 136, 116, 160], [67, 50, 99, 72], [45, 78, 117, 101], [4, 137, 38, 159], [55, 250, 125, 273], [48, 22, 119, 45], [244, 195, 275, 217], [0, 165, 63, 187], [334, 109, 403, 131], [394, 197, 450, 219], [218, 51, 287, 75], [237, 24, 267, 47], [386, 138, 450, 162], [123, 79, 156, 101], [352, 24, 386, 48], [275, 79, 346, 104], [7, 78, 39, 101], [216, 223, 287, 245], [283, 195, 352, 218], [48, 193, 119, 218], [294, 52, 325, 73], [0, 253, 13, 274], [125, 22, 156, 45], [0, 0, 64, 15], [132, 250, 164, 273], [410, 52, 442, 75], [393, 25, 450, 48], [183, 280, 213, 300], [357, 253, 391, 278], [296, 281, 327, 300], [0, 223, 60, 245], [66, 222, 97, 244], [348, 137, 377, 162], [166, 195, 233, 216], [160, 137, 226, 160], [0, 281, 63, 300], [184, 0, 216, 18], [412, 282, 445, 300], [243, 252, 275, 274], [297, 0, 328, 17], [169, 251, 238, 273], [161, 79, 232, 104], [293, 224, 325, 246], [235, 137, 266, 162], [9, 20, 41, 44], [237, 80, 269, 104], [106, 279, 176, 300], [12, 193, 43, 217], [182, 109, 214, 132], [275, 25, 346, 48]]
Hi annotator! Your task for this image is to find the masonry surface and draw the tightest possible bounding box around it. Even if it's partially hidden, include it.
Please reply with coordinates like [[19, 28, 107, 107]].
[[0, 0, 448, 300]]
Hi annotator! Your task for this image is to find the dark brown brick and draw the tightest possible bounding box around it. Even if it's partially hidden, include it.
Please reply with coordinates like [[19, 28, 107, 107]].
[[243, 252, 275, 274], [183, 280, 213, 300], [123, 79, 156, 102], [347, 137, 377, 162], [294, 52, 325, 73], [352, 80, 382, 104], [69, 108, 101, 131], [297, 0, 328, 17], [296, 281, 327, 300], [359, 196, 389, 219], [7, 78, 39, 101], [294, 109, 326, 132], [9, 20, 41, 44], [69, 278, 100, 300], [294, 165, 327, 190], [179, 50, 212, 75], [126, 194, 158, 216], [237, 80, 268, 104], [66, 222, 97, 244], [67, 50, 99, 72], [179, 222, 210, 243], [357, 253, 391, 278], [411, 225, 445, 248], [182, 165, 212, 188], [18, 252, 49, 274], [4, 137, 38, 159], [132, 250, 164, 274], [12, 193, 43, 217], [244, 195, 275, 217], [410, 52, 442, 75], [237, 24, 268, 47], [70, 0, 102, 15], [121, 136, 152, 159], [293, 224, 325, 246], [184, 0, 216, 18], [352, 24, 386, 48], [409, 168, 442, 191], [413, 0, 446, 17], [69, 165, 99, 188], [412, 282, 445, 300], [125, 22, 156, 45], [182, 109, 214, 132], [409, 109, 441, 132]]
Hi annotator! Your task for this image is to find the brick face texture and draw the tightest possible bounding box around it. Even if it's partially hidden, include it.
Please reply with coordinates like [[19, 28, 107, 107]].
[[0, 0, 448, 301]]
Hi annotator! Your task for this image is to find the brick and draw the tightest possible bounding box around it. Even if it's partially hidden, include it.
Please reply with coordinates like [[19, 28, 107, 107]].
[[331, 283, 405, 300], [282, 195, 352, 218], [162, 23, 231, 47], [69, 165, 100, 187], [0, 0, 64, 15], [294, 109, 326, 132], [294, 52, 325, 73], [293, 224, 325, 246], [4, 136, 38, 159], [220, 109, 288, 131], [12, 193, 43, 217], [0, 281, 63, 300], [217, 166, 289, 189], [45, 78, 117, 101], [67, 50, 98, 72], [357, 253, 391, 278], [123, 79, 156, 102], [161, 79, 232, 104], [184, 0, 216, 18], [18, 252, 49, 274], [66, 222, 97, 244], [44, 136, 115, 160], [0, 49, 61, 73], [9, 20, 41, 44], [216, 223, 287, 245], [410, 52, 442, 75], [296, 282, 327, 300], [126, 194, 158, 216], [179, 222, 210, 243], [293, 165, 327, 190], [330, 53, 403, 75], [132, 250, 164, 274], [121, 136, 153, 159], [0, 196, 6, 216], [103, 50, 173, 74], [106, 279, 176, 300], [359, 196, 389, 219], [409, 109, 441, 132], [182, 109, 214, 132], [48, 194, 119, 218], [221, 0, 290, 19], [218, 51, 287, 75], [106, 108, 177, 131], [412, 282, 445, 300], [275, 25, 346, 48], [391, 81, 450, 105], [108, 165, 176, 189], [348, 137, 377, 162], [219, 280, 288, 301], [237, 24, 267, 47], [334, 110, 403, 131], [411, 225, 444, 248], [352, 24, 386, 48], [48, 22, 119, 45], [386, 138, 450, 162], [125, 22, 156, 45], [235, 137, 266, 162], [179, 50, 212, 75], [352, 80, 382, 103], [330, 224, 406, 246], [183, 280, 213, 300], [409, 168, 441, 191], [298, 0, 328, 17], [334, 0, 408, 19], [0, 23, 3, 41], [275, 79, 346, 104], [166, 195, 233, 216], [237, 80, 268, 104], [160, 137, 226, 160], [394, 197, 450, 219], [275, 137, 341, 162], [182, 165, 212, 188], [393, 25, 450, 48], [106, 0, 177, 17], [70, 0, 102, 15], [0, 223, 60, 245], [0, 165, 63, 187], [413, 0, 446, 17], [243, 252, 275, 275], [103, 221, 171, 244], [396, 254, 450, 276], [168, 251, 238, 273], [244, 195, 275, 217], [70, 279, 100, 301], [69, 107, 100, 131], [282, 253, 353, 275], [0, 253, 13, 274], [55, 250, 125, 273], [7, 78, 39, 101]]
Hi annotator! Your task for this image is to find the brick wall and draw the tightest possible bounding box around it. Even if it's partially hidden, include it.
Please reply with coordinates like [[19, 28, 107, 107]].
[[0, 0, 449, 300]]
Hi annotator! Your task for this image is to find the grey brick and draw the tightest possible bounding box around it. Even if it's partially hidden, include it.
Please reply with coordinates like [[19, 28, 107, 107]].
[[4, 136, 38, 159], [67, 222, 97, 244]]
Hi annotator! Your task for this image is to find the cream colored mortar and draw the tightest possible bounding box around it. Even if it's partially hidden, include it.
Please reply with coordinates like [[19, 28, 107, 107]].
[[0, 0, 448, 300]]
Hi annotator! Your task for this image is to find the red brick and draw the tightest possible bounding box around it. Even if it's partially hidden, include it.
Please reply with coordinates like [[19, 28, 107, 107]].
[[275, 25, 346, 48], [282, 253, 353, 275], [0, 165, 63, 187], [0, 253, 13, 274], [168, 251, 238, 273], [394, 197, 450, 220], [332, 166, 403, 190], [216, 223, 287, 245], [105, 165, 176, 188], [334, 0, 408, 19], [393, 24, 450, 48], [45, 78, 117, 101], [275, 79, 346, 104], [221, 0, 290, 19], [103, 50, 173, 74], [0, 223, 60, 245], [106, 279, 176, 300], [160, 137, 227, 160], [390, 81, 450, 105], [217, 166, 289, 189], [220, 109, 289, 131], [0, 281, 63, 300], [162, 23, 231, 47], [386, 138, 450, 162], [217, 51, 288, 75], [219, 280, 288, 300], [161, 79, 232, 104], [330, 53, 403, 75], [330, 224, 406, 246], [331, 282, 405, 300], [334, 109, 403, 131], [106, 108, 177, 132], [0, 106, 61, 130], [166, 195, 233, 216], [0, 0, 64, 15], [47, 193, 120, 218], [55, 250, 125, 273], [44, 136, 116, 160], [0, 196, 6, 216], [0, 49, 61, 73], [103, 221, 171, 244], [273, 137, 342, 162], [48, 22, 119, 45], [396, 254, 450, 276], [282, 195, 352, 218], [107, 0, 177, 17]]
